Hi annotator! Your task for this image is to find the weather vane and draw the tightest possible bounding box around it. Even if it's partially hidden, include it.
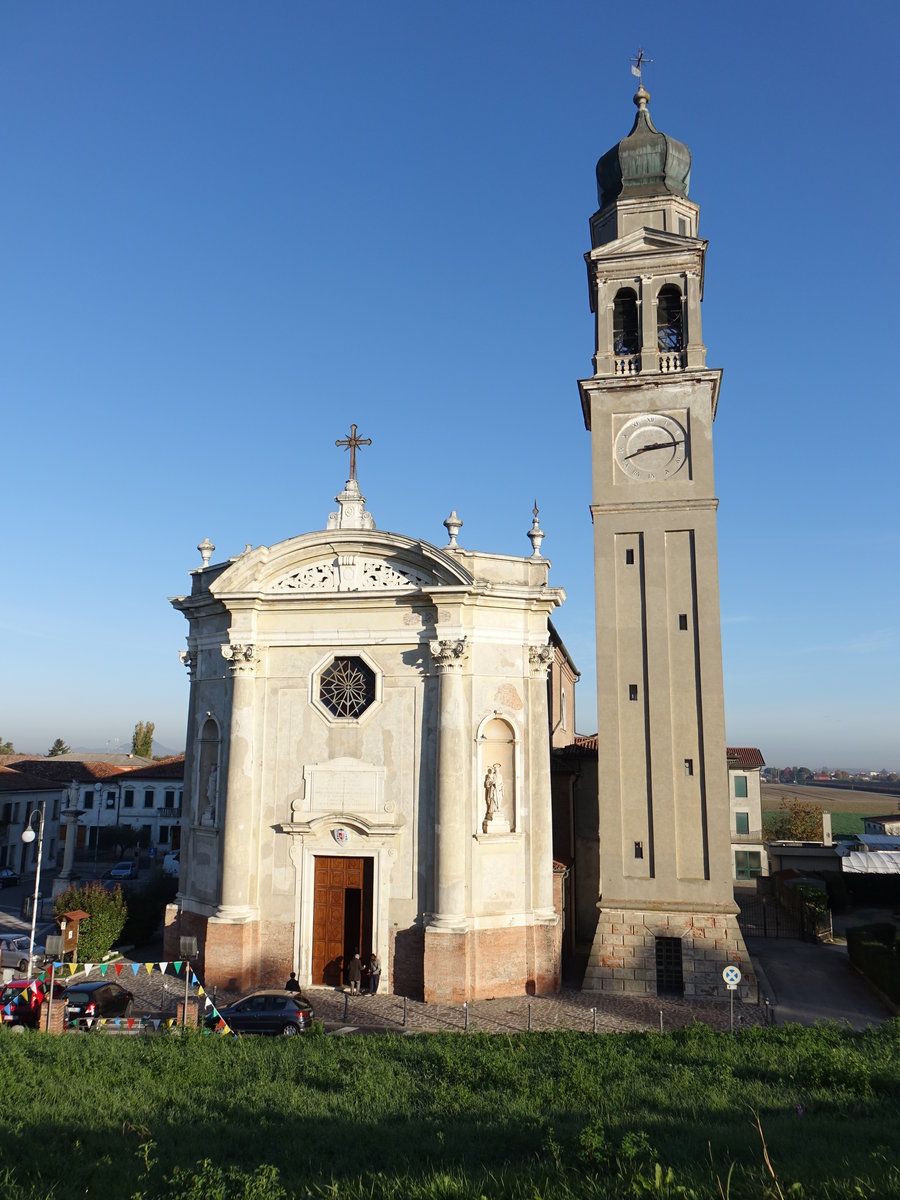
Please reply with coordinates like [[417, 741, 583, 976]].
[[630, 46, 653, 87], [335, 423, 372, 482]]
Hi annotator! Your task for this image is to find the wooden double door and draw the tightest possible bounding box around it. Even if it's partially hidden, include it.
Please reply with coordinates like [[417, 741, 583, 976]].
[[311, 856, 374, 986]]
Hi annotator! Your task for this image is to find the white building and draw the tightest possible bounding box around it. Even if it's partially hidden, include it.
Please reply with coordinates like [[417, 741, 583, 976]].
[[726, 747, 766, 883]]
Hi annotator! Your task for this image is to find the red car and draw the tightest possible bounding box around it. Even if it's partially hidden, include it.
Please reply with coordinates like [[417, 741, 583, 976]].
[[0, 977, 67, 1030]]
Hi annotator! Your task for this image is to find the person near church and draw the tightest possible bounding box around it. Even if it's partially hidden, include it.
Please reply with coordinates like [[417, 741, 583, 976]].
[[284, 971, 300, 992], [368, 951, 381, 995], [347, 952, 362, 995]]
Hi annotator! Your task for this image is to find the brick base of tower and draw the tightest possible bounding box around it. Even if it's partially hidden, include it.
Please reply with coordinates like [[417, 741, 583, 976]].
[[583, 908, 757, 1002], [423, 919, 561, 1004]]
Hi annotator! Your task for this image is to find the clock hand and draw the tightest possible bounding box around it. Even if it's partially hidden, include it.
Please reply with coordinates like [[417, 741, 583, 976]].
[[624, 440, 683, 459]]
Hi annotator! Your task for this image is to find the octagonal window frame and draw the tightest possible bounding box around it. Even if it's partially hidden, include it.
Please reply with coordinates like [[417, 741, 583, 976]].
[[310, 649, 383, 727]]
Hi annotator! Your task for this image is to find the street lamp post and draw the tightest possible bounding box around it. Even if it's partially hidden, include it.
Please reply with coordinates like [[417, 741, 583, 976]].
[[21, 799, 46, 978]]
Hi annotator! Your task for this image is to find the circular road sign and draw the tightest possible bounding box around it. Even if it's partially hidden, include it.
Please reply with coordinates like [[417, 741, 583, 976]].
[[722, 965, 742, 986]]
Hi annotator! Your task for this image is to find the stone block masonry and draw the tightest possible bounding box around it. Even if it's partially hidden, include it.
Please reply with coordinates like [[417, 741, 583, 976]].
[[583, 909, 757, 1001]]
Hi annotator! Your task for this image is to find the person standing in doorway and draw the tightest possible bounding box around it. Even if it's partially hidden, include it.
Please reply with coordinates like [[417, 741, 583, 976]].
[[368, 951, 382, 995], [284, 971, 300, 993], [347, 952, 362, 995]]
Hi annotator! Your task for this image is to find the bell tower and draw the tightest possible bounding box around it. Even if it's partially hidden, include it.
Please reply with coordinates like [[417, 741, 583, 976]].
[[579, 85, 753, 998]]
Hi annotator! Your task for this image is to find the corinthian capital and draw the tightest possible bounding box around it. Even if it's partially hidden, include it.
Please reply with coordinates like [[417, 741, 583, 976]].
[[429, 637, 469, 673], [221, 643, 258, 675], [528, 643, 554, 677]]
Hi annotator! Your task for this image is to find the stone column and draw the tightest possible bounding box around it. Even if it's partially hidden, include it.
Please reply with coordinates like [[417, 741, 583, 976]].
[[428, 637, 469, 927], [685, 270, 706, 368], [640, 275, 657, 370], [215, 643, 259, 919], [53, 804, 84, 897], [528, 644, 555, 918]]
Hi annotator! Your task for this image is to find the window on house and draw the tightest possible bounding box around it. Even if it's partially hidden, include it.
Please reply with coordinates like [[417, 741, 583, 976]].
[[684, 759, 694, 776], [626, 548, 634, 565], [678, 217, 688, 235], [84, 791, 94, 810], [159, 825, 170, 844], [735, 812, 750, 835], [176, 791, 182, 811], [165, 789, 175, 807], [657, 285, 684, 351], [123, 790, 134, 809], [143, 789, 155, 809], [629, 684, 638, 701], [561, 690, 567, 731], [734, 775, 748, 798], [679, 614, 688, 630], [105, 792, 115, 809], [612, 288, 639, 355], [655, 936, 684, 997], [634, 841, 644, 859], [735, 851, 762, 880]]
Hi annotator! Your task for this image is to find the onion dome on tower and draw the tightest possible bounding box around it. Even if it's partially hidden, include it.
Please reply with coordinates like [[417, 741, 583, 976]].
[[594, 86, 691, 209]]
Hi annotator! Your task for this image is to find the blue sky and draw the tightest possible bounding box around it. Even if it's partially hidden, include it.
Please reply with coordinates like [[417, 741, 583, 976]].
[[1, 2, 897, 769]]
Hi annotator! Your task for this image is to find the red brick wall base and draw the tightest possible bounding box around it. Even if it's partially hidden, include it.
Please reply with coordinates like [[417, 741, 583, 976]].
[[424, 921, 560, 1004]]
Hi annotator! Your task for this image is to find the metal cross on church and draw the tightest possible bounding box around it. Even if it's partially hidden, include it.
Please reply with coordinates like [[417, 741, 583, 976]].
[[335, 424, 372, 482]]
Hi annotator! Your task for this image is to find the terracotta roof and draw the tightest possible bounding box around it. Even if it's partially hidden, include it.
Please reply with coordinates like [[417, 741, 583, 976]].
[[1, 759, 134, 784], [726, 747, 765, 769], [0, 766, 62, 793], [117, 755, 185, 782]]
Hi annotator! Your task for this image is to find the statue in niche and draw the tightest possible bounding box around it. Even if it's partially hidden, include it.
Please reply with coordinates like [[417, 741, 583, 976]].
[[482, 764, 504, 833], [202, 764, 218, 826]]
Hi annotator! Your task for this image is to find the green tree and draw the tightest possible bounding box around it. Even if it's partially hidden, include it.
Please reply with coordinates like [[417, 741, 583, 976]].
[[0, 735, 14, 755], [98, 824, 141, 853], [47, 738, 71, 757], [54, 882, 127, 962], [779, 795, 823, 841], [131, 720, 155, 758]]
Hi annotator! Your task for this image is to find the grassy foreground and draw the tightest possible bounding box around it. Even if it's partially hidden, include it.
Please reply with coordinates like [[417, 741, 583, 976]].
[[1, 1022, 899, 1199]]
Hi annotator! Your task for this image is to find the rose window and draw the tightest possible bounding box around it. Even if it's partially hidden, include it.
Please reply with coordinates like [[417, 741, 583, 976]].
[[318, 657, 376, 719]]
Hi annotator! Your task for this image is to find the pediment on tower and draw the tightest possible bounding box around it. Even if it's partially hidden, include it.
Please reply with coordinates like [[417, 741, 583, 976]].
[[592, 225, 704, 261], [210, 530, 474, 599]]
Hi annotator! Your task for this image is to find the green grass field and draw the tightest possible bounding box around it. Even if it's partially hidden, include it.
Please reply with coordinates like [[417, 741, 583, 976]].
[[1, 1022, 899, 1199]]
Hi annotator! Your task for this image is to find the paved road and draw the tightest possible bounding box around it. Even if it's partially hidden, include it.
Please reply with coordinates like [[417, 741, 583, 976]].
[[747, 937, 893, 1030]]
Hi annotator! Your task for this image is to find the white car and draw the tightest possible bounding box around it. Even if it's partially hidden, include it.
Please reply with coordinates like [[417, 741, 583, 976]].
[[163, 851, 180, 877]]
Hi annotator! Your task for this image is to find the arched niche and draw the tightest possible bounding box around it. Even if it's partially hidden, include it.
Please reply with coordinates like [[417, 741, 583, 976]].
[[476, 716, 517, 833], [197, 717, 221, 827]]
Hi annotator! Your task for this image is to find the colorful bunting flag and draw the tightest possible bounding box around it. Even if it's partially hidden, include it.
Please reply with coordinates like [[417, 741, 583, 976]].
[[173, 961, 183, 974], [130, 963, 140, 976], [114, 963, 124, 976], [99, 964, 108, 977], [158, 961, 168, 974]]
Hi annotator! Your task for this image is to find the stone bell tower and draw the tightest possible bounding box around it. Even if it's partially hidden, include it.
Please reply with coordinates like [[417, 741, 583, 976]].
[[578, 85, 753, 999]]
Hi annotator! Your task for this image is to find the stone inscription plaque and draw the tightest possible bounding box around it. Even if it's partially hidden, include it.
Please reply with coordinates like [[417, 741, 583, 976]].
[[300, 756, 384, 816]]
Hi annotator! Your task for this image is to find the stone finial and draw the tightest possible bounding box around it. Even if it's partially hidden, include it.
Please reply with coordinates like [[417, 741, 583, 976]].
[[443, 510, 463, 549], [198, 537, 215, 567], [527, 501, 545, 558]]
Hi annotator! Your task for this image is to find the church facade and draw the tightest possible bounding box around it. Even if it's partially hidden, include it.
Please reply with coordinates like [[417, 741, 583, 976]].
[[165, 467, 565, 1002]]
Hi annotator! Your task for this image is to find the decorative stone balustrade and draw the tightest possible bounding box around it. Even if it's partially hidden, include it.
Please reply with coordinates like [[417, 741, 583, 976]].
[[658, 352, 686, 373], [613, 354, 641, 376]]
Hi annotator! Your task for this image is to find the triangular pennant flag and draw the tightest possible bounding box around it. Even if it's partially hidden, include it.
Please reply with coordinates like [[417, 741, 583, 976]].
[[53, 961, 63, 969], [99, 963, 108, 977], [68, 964, 78, 976], [197, 985, 205, 997], [190, 973, 199, 987], [152, 1019, 160, 1031], [114, 1019, 120, 1027], [204, 995, 212, 1008], [130, 963, 140, 976], [83, 964, 94, 975], [114, 962, 124, 976], [99, 1019, 106, 1027], [166, 1018, 174, 1027], [127, 1018, 135, 1029], [86, 1017, 94, 1028], [145, 963, 154, 975], [158, 961, 168, 974], [173, 961, 182, 975]]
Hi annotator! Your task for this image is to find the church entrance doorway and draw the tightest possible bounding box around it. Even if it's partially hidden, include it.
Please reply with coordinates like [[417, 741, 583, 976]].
[[311, 856, 374, 987]]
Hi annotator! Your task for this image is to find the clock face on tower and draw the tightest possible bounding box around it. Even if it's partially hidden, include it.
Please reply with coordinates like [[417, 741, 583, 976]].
[[615, 413, 688, 482]]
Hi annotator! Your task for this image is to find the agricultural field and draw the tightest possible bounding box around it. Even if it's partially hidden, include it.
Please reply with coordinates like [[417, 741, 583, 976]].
[[1, 1022, 899, 1199]]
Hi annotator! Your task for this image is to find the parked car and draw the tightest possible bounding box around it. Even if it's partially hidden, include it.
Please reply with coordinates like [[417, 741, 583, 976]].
[[162, 850, 180, 877], [0, 977, 67, 1030], [0, 867, 20, 888], [0, 934, 45, 970], [108, 860, 137, 880], [205, 989, 314, 1037], [64, 980, 134, 1025]]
